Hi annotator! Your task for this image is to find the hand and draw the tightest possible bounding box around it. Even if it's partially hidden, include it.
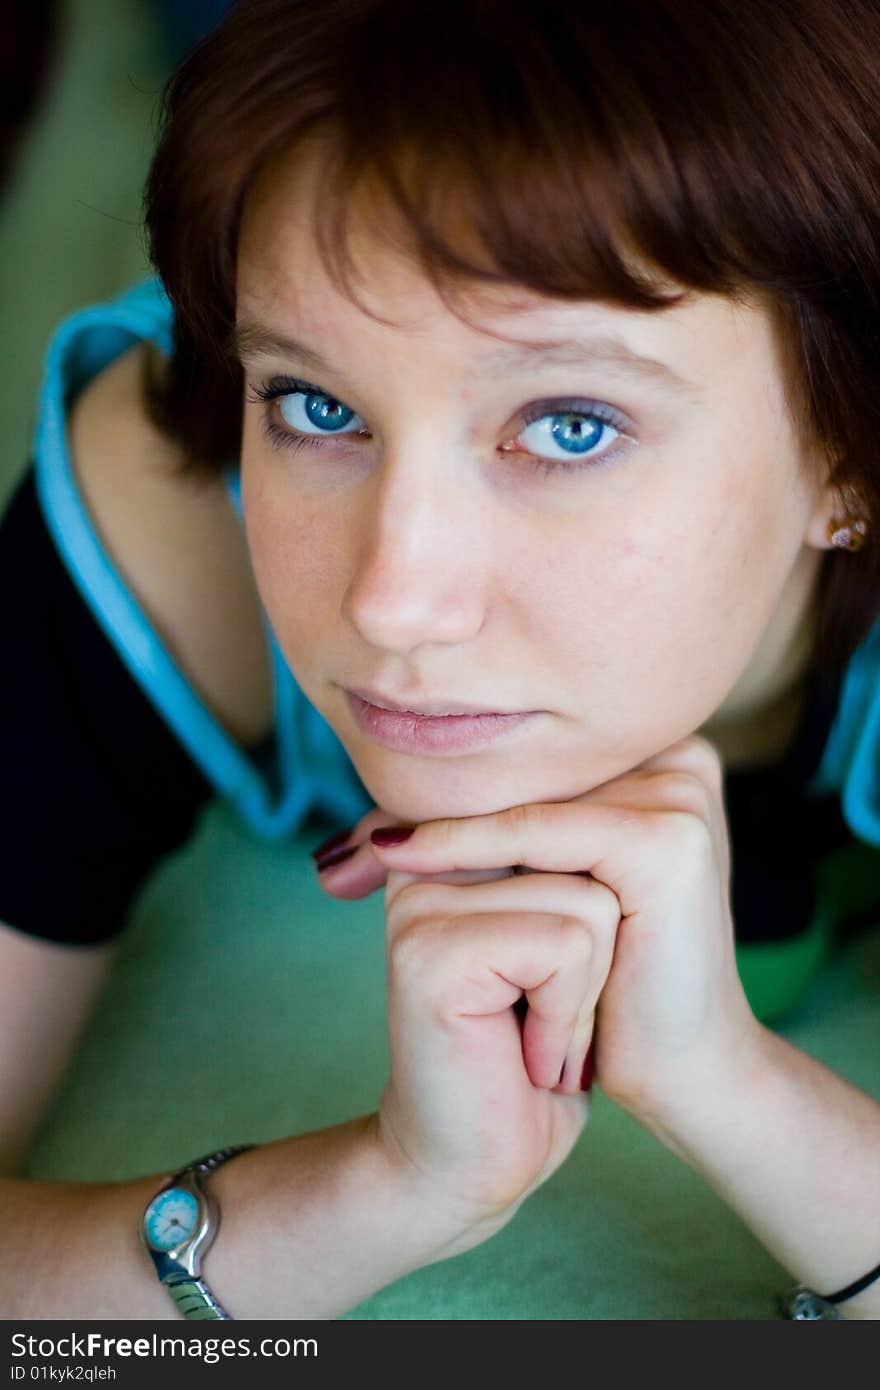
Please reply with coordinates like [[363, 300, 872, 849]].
[[313, 812, 619, 1244], [376, 858, 620, 1243], [318, 736, 756, 1134]]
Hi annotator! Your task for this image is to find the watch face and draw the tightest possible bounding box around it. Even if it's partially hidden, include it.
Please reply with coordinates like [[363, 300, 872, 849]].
[[144, 1186, 200, 1253]]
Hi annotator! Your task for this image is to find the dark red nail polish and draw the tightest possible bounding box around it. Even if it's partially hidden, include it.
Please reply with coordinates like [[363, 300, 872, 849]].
[[315, 844, 358, 872], [370, 826, 415, 847], [311, 826, 354, 862], [580, 1046, 595, 1093]]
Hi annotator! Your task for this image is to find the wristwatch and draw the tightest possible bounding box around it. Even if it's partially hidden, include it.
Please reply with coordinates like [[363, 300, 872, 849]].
[[140, 1145, 255, 1320]]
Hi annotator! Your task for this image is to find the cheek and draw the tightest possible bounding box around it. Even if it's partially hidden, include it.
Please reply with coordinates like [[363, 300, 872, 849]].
[[606, 465, 794, 703], [524, 457, 786, 715], [240, 461, 348, 651]]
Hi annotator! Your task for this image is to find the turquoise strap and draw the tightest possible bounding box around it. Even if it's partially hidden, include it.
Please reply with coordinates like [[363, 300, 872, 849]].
[[807, 620, 880, 848], [31, 285, 370, 838]]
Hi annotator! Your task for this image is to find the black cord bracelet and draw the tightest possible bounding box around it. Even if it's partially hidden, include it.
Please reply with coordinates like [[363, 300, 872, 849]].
[[780, 1258, 880, 1319], [823, 1258, 880, 1305]]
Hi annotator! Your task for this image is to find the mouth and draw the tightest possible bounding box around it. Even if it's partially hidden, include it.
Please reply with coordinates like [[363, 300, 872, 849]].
[[344, 688, 541, 756], [346, 685, 523, 717]]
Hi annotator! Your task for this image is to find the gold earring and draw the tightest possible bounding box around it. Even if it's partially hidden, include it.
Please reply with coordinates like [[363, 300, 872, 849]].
[[827, 517, 869, 552]]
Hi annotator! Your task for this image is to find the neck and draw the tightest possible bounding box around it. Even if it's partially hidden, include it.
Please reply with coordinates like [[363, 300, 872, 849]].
[[699, 548, 825, 772], [703, 674, 812, 771]]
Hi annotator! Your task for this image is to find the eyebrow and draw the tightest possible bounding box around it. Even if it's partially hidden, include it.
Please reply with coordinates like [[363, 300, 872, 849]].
[[233, 319, 698, 397]]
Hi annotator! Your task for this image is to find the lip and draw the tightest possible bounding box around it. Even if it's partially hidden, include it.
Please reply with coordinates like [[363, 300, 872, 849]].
[[347, 685, 516, 716], [345, 689, 539, 755]]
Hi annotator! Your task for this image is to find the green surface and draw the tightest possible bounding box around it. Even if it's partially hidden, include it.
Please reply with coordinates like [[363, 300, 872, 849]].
[[0, 0, 161, 507], [25, 802, 880, 1320], [736, 835, 880, 1023]]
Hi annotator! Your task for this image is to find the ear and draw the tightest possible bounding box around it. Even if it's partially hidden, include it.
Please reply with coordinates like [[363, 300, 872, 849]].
[[802, 466, 867, 552]]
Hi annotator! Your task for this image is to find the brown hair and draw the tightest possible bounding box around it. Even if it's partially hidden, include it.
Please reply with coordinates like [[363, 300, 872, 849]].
[[144, 0, 880, 678]]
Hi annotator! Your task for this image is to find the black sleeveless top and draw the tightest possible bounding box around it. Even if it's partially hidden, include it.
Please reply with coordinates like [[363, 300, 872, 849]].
[[724, 664, 851, 943]]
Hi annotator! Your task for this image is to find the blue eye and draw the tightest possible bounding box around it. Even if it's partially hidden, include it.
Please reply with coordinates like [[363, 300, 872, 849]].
[[251, 376, 630, 475], [517, 408, 622, 464], [278, 389, 364, 435]]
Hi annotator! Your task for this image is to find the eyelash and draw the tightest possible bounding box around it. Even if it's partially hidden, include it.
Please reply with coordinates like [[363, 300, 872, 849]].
[[247, 374, 632, 476]]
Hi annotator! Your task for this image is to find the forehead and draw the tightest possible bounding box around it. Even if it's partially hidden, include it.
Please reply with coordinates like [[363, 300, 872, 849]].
[[236, 137, 777, 389]]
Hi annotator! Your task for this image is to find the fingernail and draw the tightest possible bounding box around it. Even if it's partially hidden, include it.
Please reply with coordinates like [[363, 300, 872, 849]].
[[580, 1046, 595, 1093], [311, 826, 355, 862], [370, 826, 415, 847], [315, 844, 358, 872]]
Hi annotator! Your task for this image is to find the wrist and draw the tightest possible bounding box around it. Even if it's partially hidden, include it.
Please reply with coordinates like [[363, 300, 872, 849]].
[[620, 1013, 774, 1168], [618, 1025, 880, 1312], [200, 1114, 499, 1318], [373, 1107, 523, 1260]]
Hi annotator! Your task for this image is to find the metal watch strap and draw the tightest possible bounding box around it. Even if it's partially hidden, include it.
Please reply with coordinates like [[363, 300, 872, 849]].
[[173, 1145, 255, 1185], [164, 1273, 234, 1321]]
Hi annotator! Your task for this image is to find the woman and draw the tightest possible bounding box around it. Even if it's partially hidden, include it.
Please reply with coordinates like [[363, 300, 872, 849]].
[[1, 0, 878, 1319]]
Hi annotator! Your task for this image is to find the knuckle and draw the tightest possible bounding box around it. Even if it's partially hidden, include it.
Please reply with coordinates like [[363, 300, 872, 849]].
[[657, 769, 715, 822], [396, 879, 441, 913], [505, 798, 560, 854], [385, 878, 455, 936], [554, 912, 594, 964], [682, 733, 725, 791], [387, 913, 446, 976], [585, 878, 622, 933], [503, 799, 539, 851], [661, 808, 714, 859], [434, 816, 458, 854], [569, 873, 619, 926], [435, 815, 485, 862]]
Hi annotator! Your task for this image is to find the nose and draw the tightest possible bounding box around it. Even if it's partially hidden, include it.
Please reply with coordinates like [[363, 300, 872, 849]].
[[341, 449, 490, 654]]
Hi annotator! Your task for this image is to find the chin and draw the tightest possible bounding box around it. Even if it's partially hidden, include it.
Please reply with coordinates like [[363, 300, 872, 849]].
[[356, 769, 508, 822], [352, 753, 588, 824]]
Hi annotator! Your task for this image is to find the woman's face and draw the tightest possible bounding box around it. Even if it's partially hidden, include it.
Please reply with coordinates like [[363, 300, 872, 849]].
[[236, 149, 835, 822]]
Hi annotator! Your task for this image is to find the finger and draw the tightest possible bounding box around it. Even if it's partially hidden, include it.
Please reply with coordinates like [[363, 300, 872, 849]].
[[517, 941, 592, 1090], [630, 735, 729, 887], [369, 732, 728, 913], [312, 807, 403, 899], [386, 870, 620, 1012], [388, 866, 519, 895], [385, 864, 611, 916], [387, 880, 615, 1089], [554, 1004, 595, 1096], [369, 801, 665, 916], [459, 878, 612, 1090], [634, 732, 724, 795], [576, 737, 723, 824]]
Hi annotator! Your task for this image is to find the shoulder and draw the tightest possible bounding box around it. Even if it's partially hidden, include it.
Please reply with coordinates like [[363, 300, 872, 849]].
[[67, 341, 273, 747]]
